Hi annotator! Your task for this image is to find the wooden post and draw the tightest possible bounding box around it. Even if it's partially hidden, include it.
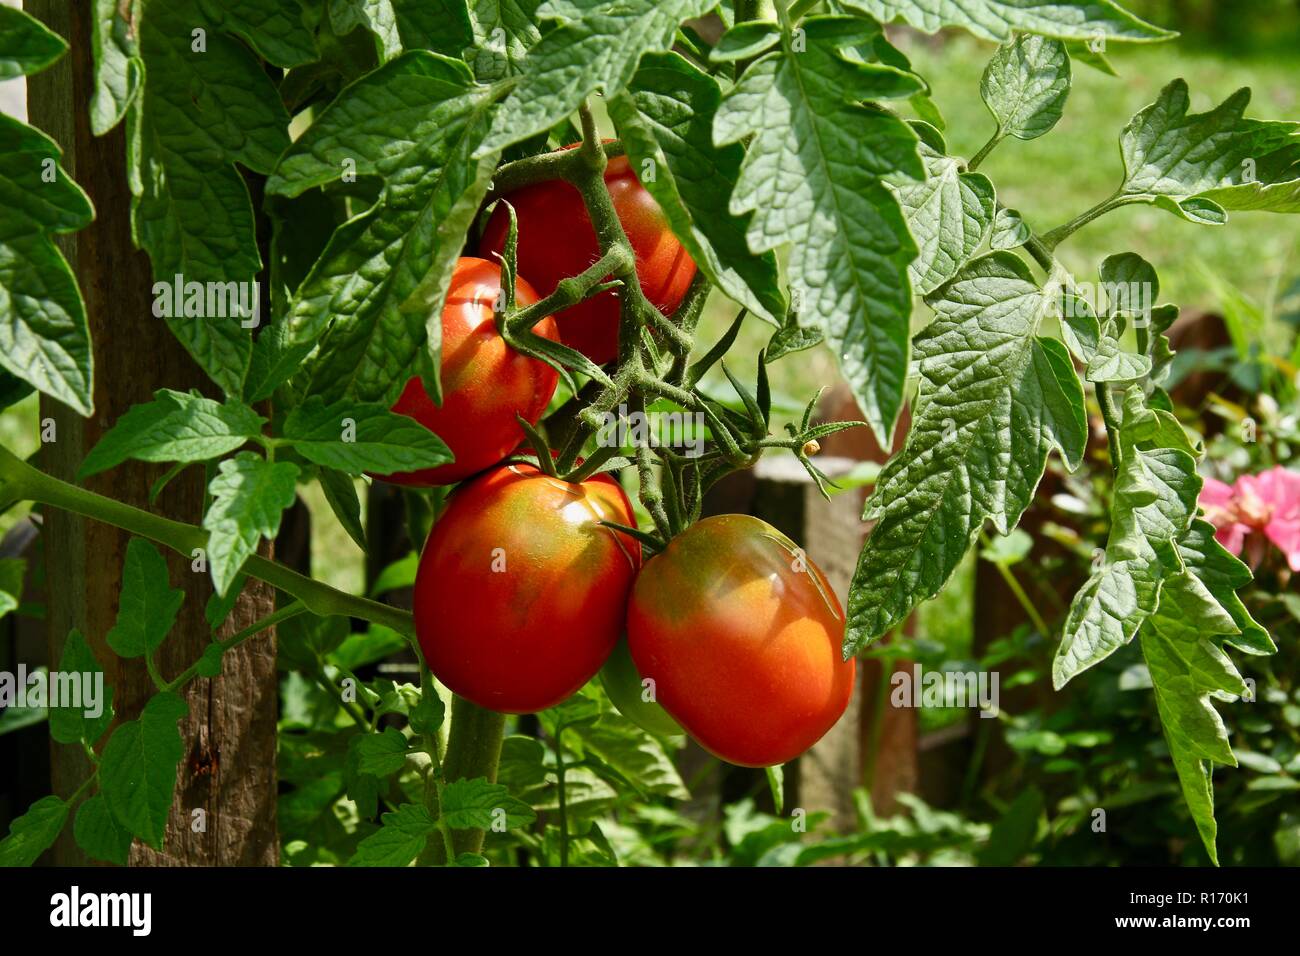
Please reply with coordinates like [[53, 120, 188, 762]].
[[26, 1, 278, 864]]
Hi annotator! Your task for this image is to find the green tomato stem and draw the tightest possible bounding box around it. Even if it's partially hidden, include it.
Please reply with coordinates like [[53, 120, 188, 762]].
[[435, 695, 507, 861], [0, 444, 415, 636]]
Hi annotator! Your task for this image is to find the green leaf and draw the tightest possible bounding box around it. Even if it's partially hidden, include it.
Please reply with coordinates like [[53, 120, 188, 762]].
[[196, 643, 226, 678], [99, 691, 188, 849], [281, 398, 452, 474], [609, 51, 786, 323], [847, 252, 1087, 652], [106, 540, 185, 659], [202, 453, 300, 596], [466, 0, 542, 81], [350, 803, 435, 866], [371, 552, 419, 596], [73, 794, 134, 866], [329, 624, 409, 670], [129, 0, 291, 395], [1053, 400, 1201, 687], [715, 16, 925, 445], [91, 0, 143, 135], [0, 795, 68, 867], [49, 630, 114, 746], [980, 34, 1070, 141], [890, 124, 995, 294], [318, 468, 368, 551], [843, 0, 1175, 42], [0, 5, 68, 80], [1117, 80, 1300, 221], [572, 718, 689, 799], [79, 389, 265, 479], [990, 207, 1030, 249], [1086, 318, 1151, 382], [199, 0, 319, 68], [353, 727, 410, 775], [267, 53, 498, 404], [439, 777, 536, 830], [0, 115, 94, 415], [1140, 567, 1254, 866], [710, 20, 780, 63], [480, 0, 715, 153], [766, 310, 823, 362], [331, 0, 403, 61]]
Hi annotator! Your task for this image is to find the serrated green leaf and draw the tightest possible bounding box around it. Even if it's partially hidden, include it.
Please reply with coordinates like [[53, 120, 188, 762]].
[[129, 0, 291, 396], [1140, 565, 1256, 866], [331, 0, 403, 60], [609, 51, 785, 323], [202, 453, 300, 596], [267, 53, 497, 403], [391, 0, 474, 56], [282, 398, 452, 474], [91, 0, 143, 135], [0, 114, 94, 415], [0, 5, 67, 80], [572, 717, 688, 799], [268, 55, 482, 198], [980, 34, 1070, 141], [199, 0, 318, 68], [715, 16, 925, 445], [106, 540, 185, 659], [353, 727, 410, 775], [350, 803, 435, 865], [440, 777, 536, 830], [480, 0, 715, 153], [73, 793, 134, 866], [1086, 318, 1151, 382], [1054, 404, 1202, 687], [766, 310, 823, 362], [847, 252, 1087, 651], [843, 0, 1174, 42], [49, 630, 114, 747], [1116, 80, 1300, 221], [0, 795, 68, 867], [99, 691, 188, 849], [79, 389, 265, 478], [466, 0, 542, 81], [890, 127, 995, 293]]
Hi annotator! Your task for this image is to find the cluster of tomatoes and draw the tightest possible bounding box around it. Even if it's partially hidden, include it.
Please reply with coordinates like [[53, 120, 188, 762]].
[[382, 151, 855, 768]]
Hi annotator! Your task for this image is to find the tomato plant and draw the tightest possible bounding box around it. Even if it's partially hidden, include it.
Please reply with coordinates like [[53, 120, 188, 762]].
[[0, 0, 1296, 874], [481, 153, 698, 365], [628, 514, 855, 767], [414, 461, 640, 714], [380, 256, 559, 486]]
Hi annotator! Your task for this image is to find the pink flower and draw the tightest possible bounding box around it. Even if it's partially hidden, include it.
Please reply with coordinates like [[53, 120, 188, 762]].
[[1199, 466, 1300, 571]]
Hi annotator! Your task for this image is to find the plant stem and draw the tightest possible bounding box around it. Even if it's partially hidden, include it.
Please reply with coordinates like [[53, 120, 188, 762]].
[[163, 600, 308, 691], [437, 695, 507, 859], [554, 725, 569, 867], [0, 445, 415, 636], [486, 140, 624, 201], [966, 130, 1001, 172], [980, 536, 1052, 637], [1039, 193, 1129, 250]]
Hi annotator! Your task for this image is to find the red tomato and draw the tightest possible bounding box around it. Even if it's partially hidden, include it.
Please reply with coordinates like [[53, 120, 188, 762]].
[[479, 152, 697, 366], [379, 257, 559, 486], [414, 462, 641, 713], [627, 514, 855, 767]]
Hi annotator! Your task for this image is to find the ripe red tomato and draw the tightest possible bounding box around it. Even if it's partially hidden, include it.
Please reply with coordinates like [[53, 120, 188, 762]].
[[379, 257, 559, 486], [627, 514, 855, 767], [414, 462, 641, 713], [479, 152, 697, 366]]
